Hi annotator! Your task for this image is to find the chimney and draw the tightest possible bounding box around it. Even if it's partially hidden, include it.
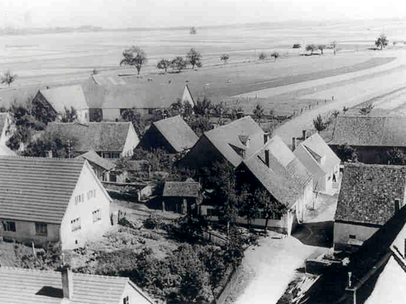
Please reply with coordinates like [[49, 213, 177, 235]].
[[348, 272, 352, 288], [302, 130, 307, 140], [61, 266, 73, 299], [246, 138, 250, 150], [292, 137, 296, 151], [47, 150, 53, 158], [265, 149, 270, 167], [395, 198, 400, 213], [263, 133, 268, 145]]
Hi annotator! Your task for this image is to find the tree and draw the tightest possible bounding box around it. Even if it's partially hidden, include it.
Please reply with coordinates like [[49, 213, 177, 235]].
[[186, 48, 202, 69], [212, 101, 228, 125], [386, 148, 406, 165], [239, 185, 260, 229], [331, 41, 337, 55], [313, 114, 326, 132], [193, 97, 212, 116], [1, 70, 17, 87], [156, 59, 171, 73], [306, 44, 318, 55], [120, 108, 145, 136], [359, 104, 374, 115], [271, 51, 280, 61], [293, 43, 301, 49], [252, 104, 265, 123], [120, 46, 147, 75], [220, 54, 230, 64], [342, 106, 349, 114], [190, 27, 197, 35], [170, 56, 187, 73], [61, 107, 77, 122], [204, 248, 225, 300], [335, 144, 357, 162], [375, 34, 389, 50], [318, 44, 326, 54], [255, 188, 286, 233], [187, 115, 213, 137], [258, 52, 267, 60]]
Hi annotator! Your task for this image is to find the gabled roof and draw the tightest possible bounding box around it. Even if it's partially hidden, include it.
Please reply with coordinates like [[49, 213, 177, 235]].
[[0, 144, 16, 156], [0, 157, 85, 224], [83, 74, 193, 109], [46, 122, 133, 152], [296, 133, 341, 174], [330, 115, 406, 146], [39, 85, 89, 112], [241, 135, 312, 208], [0, 267, 154, 304], [335, 163, 406, 226], [151, 115, 198, 152], [204, 116, 265, 167], [76, 150, 115, 171], [163, 181, 200, 197]]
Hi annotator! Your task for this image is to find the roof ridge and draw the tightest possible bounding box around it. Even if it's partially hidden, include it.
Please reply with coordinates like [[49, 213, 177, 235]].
[[0, 156, 85, 163], [204, 115, 253, 135]]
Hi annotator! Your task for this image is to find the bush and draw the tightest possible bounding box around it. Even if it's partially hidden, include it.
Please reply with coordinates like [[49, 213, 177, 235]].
[[293, 43, 301, 48], [143, 214, 163, 230]]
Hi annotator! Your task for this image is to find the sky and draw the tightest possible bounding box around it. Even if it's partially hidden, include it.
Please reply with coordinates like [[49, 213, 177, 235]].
[[1, 0, 406, 28]]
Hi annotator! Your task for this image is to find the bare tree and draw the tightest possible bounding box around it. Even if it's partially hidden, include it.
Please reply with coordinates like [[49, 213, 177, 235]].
[[331, 41, 337, 55], [220, 54, 230, 64], [271, 51, 280, 61], [190, 27, 197, 35], [1, 70, 17, 87], [258, 52, 267, 60], [119, 46, 147, 75]]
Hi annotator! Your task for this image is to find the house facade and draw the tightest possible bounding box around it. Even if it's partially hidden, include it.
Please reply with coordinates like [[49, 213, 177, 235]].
[[0, 157, 112, 250], [32, 85, 90, 123], [76, 150, 116, 181], [294, 132, 341, 193], [334, 163, 406, 251], [0, 267, 154, 304], [46, 122, 139, 158]]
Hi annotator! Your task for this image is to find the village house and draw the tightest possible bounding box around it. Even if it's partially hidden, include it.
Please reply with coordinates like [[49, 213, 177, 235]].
[[32, 85, 90, 123], [82, 73, 195, 121], [0, 156, 112, 250], [327, 115, 406, 164], [0, 112, 12, 145], [0, 266, 154, 304], [76, 150, 116, 181], [46, 121, 139, 158], [179, 116, 265, 169], [137, 115, 198, 153], [334, 163, 406, 251], [161, 180, 201, 215], [294, 132, 341, 193]]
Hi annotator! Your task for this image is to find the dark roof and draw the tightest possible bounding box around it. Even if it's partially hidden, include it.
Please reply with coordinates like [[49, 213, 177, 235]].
[[76, 150, 115, 171], [204, 116, 265, 167], [0, 267, 154, 304], [46, 122, 133, 152], [0, 157, 85, 224], [335, 163, 406, 225], [330, 115, 406, 146], [152, 115, 198, 152], [163, 182, 200, 197], [242, 135, 312, 208]]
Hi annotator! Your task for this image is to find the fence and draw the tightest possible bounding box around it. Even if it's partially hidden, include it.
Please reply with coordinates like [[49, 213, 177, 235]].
[[202, 230, 228, 246]]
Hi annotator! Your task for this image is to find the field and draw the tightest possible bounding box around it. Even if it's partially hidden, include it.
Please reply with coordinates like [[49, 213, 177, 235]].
[[1, 19, 406, 142]]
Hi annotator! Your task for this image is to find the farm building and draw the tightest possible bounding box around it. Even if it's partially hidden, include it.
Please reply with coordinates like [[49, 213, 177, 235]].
[[82, 73, 195, 121], [0, 266, 154, 304], [328, 115, 406, 164], [162, 180, 201, 215], [76, 150, 116, 181], [294, 132, 341, 193], [137, 115, 199, 153], [334, 163, 406, 251], [46, 121, 139, 158], [0, 156, 112, 250], [0, 112, 12, 145], [32, 85, 90, 123], [230, 135, 313, 234], [179, 116, 265, 169]]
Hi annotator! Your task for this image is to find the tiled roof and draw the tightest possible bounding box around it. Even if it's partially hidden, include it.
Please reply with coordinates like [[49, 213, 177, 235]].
[[83, 74, 191, 109], [0, 267, 154, 304], [0, 144, 16, 156], [152, 115, 198, 152], [0, 157, 84, 223], [204, 116, 265, 167], [46, 122, 132, 152], [296, 133, 341, 174], [242, 135, 312, 208], [335, 163, 406, 225], [77, 150, 116, 171], [39, 85, 89, 112], [163, 181, 200, 197], [330, 115, 406, 146]]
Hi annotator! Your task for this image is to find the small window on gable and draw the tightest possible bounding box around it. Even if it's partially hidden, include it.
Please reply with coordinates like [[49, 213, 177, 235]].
[[75, 193, 85, 205], [87, 189, 96, 200], [349, 235, 356, 239], [71, 218, 81, 232], [123, 296, 129, 304]]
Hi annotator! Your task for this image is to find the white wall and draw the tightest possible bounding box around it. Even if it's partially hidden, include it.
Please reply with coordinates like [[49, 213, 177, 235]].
[[60, 162, 112, 250], [122, 282, 153, 304], [121, 124, 139, 157], [334, 221, 379, 250], [77, 109, 90, 123], [102, 108, 121, 121]]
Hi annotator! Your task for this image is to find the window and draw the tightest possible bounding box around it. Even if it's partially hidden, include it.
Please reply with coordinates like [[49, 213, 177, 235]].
[[148, 108, 154, 115], [3, 221, 16, 232], [87, 189, 96, 200], [349, 235, 356, 239], [92, 209, 101, 223], [71, 218, 81, 232], [75, 193, 84, 205], [110, 174, 117, 182], [207, 208, 217, 216], [112, 153, 120, 159], [123, 296, 129, 304], [103, 152, 111, 158], [35, 223, 48, 236]]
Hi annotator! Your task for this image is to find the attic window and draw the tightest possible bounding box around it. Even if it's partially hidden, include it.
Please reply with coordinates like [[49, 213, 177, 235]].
[[349, 235, 356, 239]]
